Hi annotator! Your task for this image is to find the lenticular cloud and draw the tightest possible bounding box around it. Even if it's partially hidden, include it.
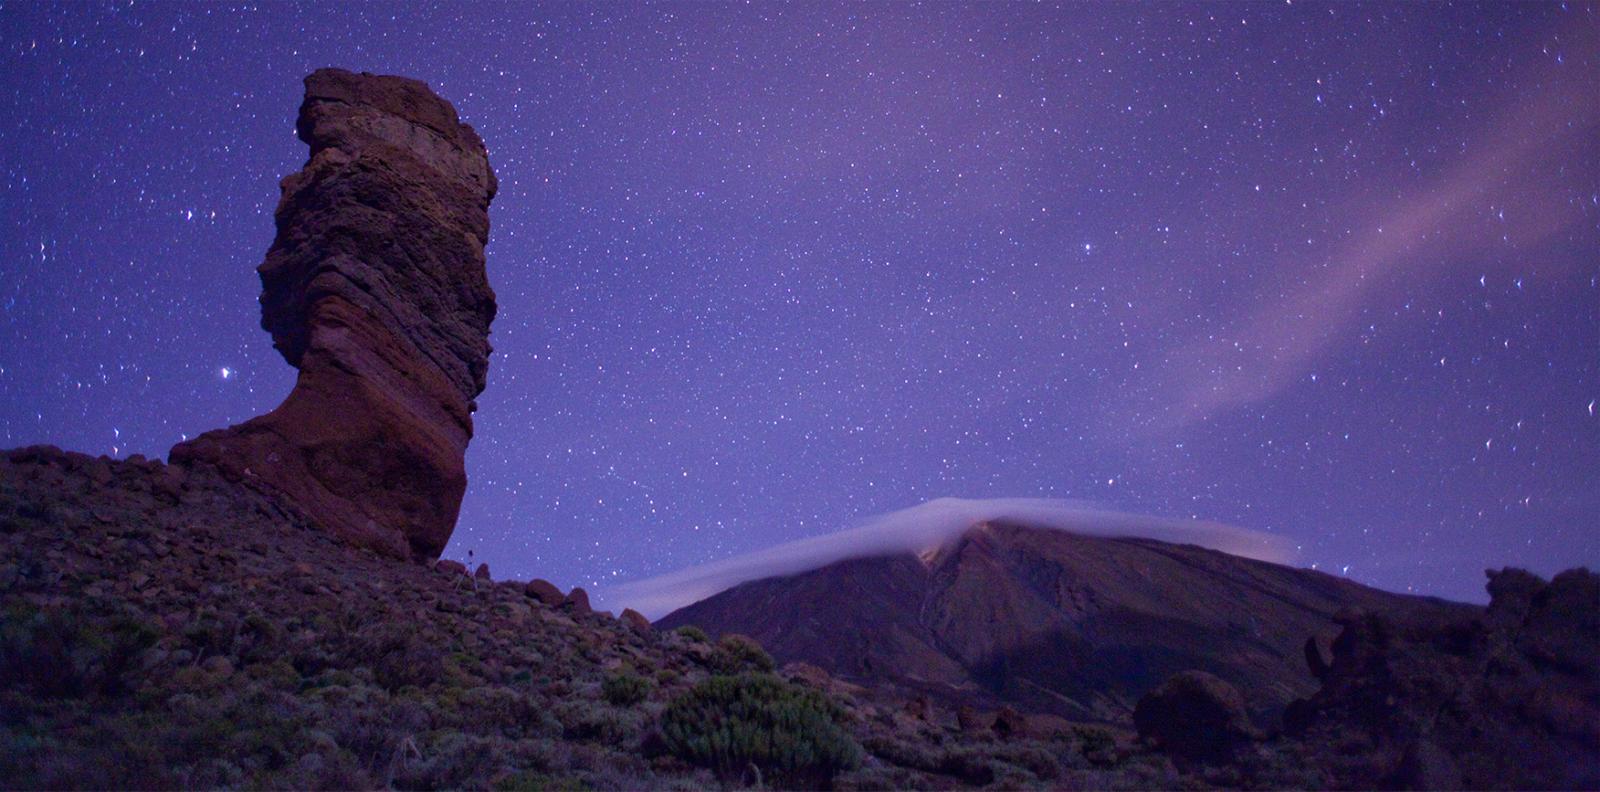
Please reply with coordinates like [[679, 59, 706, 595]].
[[598, 497, 1296, 618]]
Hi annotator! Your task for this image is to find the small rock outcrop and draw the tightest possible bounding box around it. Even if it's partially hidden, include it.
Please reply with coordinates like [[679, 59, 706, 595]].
[[563, 587, 592, 616], [524, 578, 564, 606], [1134, 670, 1255, 762], [620, 608, 652, 632], [170, 68, 498, 562]]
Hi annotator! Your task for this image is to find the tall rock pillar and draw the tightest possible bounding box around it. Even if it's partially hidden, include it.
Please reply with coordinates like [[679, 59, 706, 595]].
[[172, 68, 498, 561]]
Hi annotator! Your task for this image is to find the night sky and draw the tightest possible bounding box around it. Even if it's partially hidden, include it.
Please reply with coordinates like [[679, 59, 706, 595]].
[[3, 3, 1596, 605]]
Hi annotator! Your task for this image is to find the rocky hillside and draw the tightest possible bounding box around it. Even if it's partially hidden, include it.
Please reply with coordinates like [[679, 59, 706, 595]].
[[659, 521, 1467, 724]]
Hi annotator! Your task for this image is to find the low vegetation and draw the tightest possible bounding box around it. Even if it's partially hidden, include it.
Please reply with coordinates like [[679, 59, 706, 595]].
[[658, 672, 861, 789]]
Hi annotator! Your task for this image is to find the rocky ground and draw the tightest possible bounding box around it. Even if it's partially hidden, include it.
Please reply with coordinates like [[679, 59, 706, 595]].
[[3, 446, 1595, 790]]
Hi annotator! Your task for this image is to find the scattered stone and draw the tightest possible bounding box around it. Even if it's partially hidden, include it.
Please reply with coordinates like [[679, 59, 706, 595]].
[[993, 706, 1028, 740], [904, 694, 931, 722]]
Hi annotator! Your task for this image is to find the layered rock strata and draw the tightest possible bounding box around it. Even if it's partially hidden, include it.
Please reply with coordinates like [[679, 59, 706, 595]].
[[171, 68, 497, 561]]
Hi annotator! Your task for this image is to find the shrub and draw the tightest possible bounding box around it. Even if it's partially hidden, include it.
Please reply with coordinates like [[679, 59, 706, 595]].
[[553, 698, 641, 744], [672, 625, 709, 643], [659, 673, 861, 789], [0, 604, 158, 698], [709, 634, 774, 675], [356, 622, 444, 691], [1071, 725, 1118, 767], [861, 734, 941, 772], [937, 747, 997, 786], [601, 672, 652, 707]]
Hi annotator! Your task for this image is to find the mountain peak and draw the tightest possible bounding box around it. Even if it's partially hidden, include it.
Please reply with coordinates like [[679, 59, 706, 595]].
[[660, 522, 1465, 724]]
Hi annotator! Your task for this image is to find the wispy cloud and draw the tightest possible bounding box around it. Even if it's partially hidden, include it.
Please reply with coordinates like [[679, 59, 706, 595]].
[[595, 497, 1295, 618], [1139, 37, 1600, 432]]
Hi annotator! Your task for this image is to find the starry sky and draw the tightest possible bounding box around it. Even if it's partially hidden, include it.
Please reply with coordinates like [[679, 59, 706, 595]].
[[2, 2, 1597, 605]]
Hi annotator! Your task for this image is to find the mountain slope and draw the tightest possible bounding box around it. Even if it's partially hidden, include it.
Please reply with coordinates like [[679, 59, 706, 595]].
[[659, 521, 1467, 723]]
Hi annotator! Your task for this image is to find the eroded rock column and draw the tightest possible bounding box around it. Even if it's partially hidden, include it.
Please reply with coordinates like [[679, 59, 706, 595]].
[[171, 68, 497, 561]]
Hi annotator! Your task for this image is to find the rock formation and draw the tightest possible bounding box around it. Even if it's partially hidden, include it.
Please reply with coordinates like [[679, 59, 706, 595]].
[[170, 68, 497, 562], [1284, 567, 1600, 789]]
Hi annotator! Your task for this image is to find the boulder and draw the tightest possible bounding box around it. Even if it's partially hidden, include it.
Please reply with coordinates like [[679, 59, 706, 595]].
[[956, 704, 992, 735], [562, 587, 592, 616], [433, 559, 467, 576], [169, 68, 498, 562], [620, 608, 651, 632], [473, 563, 491, 582], [1134, 670, 1255, 761], [524, 578, 564, 606], [904, 694, 931, 722]]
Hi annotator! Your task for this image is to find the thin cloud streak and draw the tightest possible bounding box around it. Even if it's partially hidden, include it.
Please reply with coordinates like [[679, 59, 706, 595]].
[[595, 497, 1296, 618], [1139, 38, 1600, 432]]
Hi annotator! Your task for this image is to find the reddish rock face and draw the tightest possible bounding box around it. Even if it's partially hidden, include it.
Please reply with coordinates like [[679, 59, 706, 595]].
[[170, 68, 497, 562]]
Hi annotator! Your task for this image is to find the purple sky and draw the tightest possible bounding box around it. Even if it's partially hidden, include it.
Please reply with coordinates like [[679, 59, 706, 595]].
[[2, 3, 1596, 604]]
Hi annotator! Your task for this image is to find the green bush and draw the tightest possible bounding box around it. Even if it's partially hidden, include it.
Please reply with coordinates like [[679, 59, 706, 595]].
[[601, 671, 652, 707], [672, 625, 709, 643], [709, 634, 774, 675], [659, 673, 861, 789]]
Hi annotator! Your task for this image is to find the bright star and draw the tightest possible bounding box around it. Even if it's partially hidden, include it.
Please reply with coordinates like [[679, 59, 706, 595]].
[[220, 367, 232, 380]]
